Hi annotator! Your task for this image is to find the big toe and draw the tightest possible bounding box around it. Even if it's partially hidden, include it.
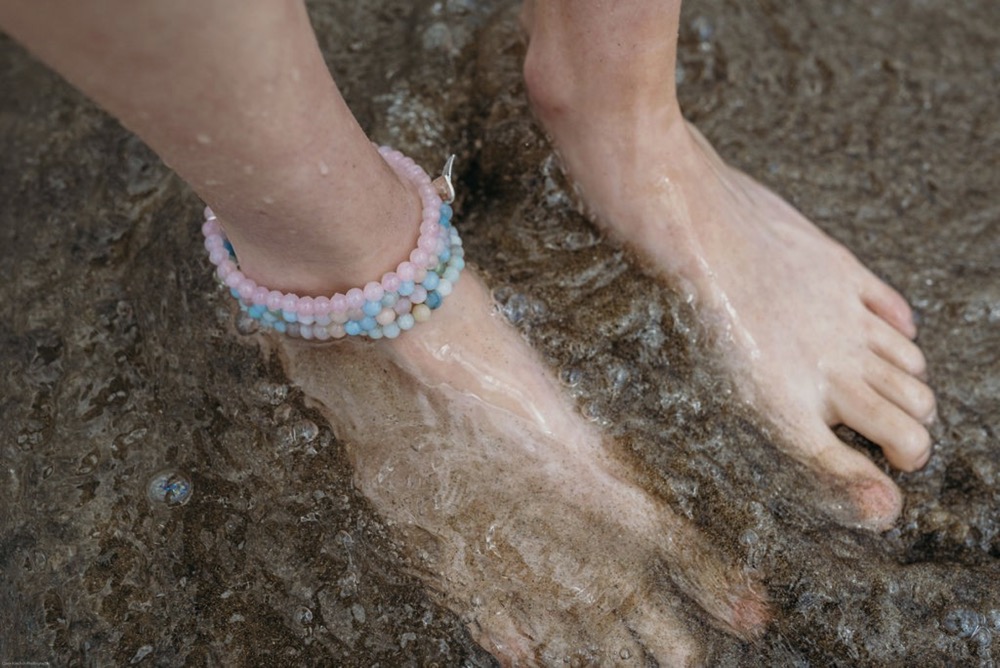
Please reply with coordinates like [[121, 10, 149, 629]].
[[791, 420, 904, 531], [861, 272, 918, 339]]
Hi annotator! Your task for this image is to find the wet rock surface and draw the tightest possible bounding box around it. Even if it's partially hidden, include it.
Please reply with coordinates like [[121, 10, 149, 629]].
[[2, 0, 999, 665]]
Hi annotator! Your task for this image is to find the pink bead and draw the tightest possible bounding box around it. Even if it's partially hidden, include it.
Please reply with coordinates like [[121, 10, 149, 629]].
[[330, 294, 348, 313], [363, 281, 384, 302], [419, 220, 440, 236], [313, 296, 331, 315], [376, 308, 396, 326], [422, 206, 439, 220], [238, 279, 256, 300], [393, 298, 412, 315], [267, 291, 284, 311], [281, 294, 298, 313], [381, 272, 401, 292], [414, 267, 427, 283], [330, 323, 347, 339], [298, 296, 314, 316], [418, 234, 438, 253], [410, 248, 429, 268], [209, 248, 228, 265], [347, 308, 364, 321], [224, 270, 244, 288], [252, 286, 269, 306], [397, 262, 416, 281], [201, 220, 220, 236], [218, 261, 236, 280], [204, 236, 223, 252], [410, 286, 427, 304], [346, 288, 365, 309]]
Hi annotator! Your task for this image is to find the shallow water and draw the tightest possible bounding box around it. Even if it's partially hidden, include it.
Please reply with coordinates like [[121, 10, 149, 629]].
[[2, 0, 1000, 665]]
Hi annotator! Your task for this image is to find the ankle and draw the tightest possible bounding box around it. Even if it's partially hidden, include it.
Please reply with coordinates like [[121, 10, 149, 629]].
[[522, 6, 682, 129], [219, 154, 422, 297]]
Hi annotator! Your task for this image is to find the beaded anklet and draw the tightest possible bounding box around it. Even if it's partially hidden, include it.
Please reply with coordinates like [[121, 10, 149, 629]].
[[200, 146, 465, 340]]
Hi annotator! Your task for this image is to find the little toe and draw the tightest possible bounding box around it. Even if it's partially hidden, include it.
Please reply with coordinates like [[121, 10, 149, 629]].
[[832, 379, 933, 472], [861, 273, 917, 339], [866, 315, 928, 378], [865, 353, 937, 425]]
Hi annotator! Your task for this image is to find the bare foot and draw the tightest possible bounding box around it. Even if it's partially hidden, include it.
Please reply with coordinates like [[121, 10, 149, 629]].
[[278, 272, 767, 664], [523, 3, 935, 530]]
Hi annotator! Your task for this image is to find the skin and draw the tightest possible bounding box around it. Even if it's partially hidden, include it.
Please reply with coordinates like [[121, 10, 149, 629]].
[[0, 0, 935, 660]]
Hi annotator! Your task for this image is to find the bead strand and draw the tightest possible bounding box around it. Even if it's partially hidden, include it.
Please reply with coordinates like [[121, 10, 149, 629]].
[[200, 146, 465, 340]]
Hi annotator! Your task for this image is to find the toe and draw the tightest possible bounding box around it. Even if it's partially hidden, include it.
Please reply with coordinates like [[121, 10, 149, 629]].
[[866, 315, 928, 379], [861, 273, 917, 339], [800, 422, 904, 530], [831, 379, 933, 472], [626, 599, 701, 667], [864, 352, 937, 425]]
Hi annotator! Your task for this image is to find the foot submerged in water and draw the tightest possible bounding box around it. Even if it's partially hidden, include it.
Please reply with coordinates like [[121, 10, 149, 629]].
[[279, 273, 767, 664], [522, 2, 936, 530]]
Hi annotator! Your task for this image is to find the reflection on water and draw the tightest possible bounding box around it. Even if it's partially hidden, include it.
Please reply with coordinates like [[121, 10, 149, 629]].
[[2, 0, 1000, 665]]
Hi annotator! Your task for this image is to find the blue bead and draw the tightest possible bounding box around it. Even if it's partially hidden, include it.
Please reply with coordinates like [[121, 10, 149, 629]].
[[398, 280, 415, 297], [368, 326, 384, 340], [383, 322, 401, 339], [261, 310, 278, 323], [440, 203, 453, 223], [452, 257, 465, 271], [422, 272, 440, 290], [360, 316, 377, 331], [381, 292, 398, 307], [248, 304, 266, 319], [397, 313, 415, 330], [426, 291, 443, 310], [344, 321, 362, 336], [282, 309, 298, 323], [439, 248, 451, 263], [230, 287, 241, 299], [273, 321, 287, 334], [363, 300, 381, 316]]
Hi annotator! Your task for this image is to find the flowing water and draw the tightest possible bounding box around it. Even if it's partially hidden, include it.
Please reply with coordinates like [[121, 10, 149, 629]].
[[2, 0, 1000, 665]]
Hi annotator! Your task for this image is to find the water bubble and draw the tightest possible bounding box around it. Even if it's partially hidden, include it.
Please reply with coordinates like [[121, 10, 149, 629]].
[[146, 469, 193, 507], [296, 606, 314, 625], [500, 293, 530, 324], [619, 648, 632, 660], [130, 645, 154, 664], [942, 609, 983, 638], [559, 367, 582, 387], [293, 419, 319, 443]]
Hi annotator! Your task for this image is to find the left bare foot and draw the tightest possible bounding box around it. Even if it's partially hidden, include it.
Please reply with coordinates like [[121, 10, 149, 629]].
[[523, 0, 936, 530]]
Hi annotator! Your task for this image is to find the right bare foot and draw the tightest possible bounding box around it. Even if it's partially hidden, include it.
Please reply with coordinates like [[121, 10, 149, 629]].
[[279, 272, 767, 664]]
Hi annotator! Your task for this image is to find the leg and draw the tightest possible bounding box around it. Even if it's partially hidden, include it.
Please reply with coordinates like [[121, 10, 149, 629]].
[[0, 0, 418, 295], [522, 0, 935, 528], [1, 1, 767, 659]]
